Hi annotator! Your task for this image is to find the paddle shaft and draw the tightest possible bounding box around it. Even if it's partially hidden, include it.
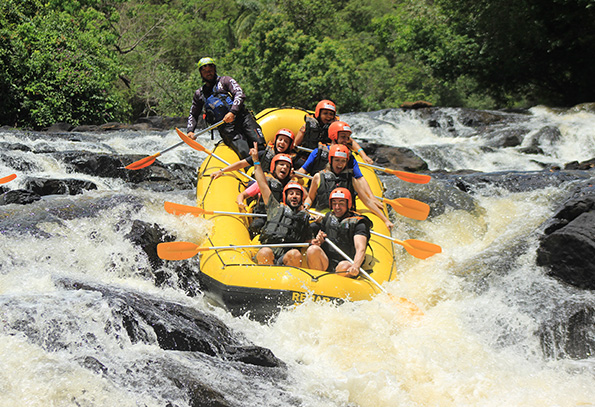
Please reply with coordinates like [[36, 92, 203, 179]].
[[325, 238, 387, 293], [198, 242, 309, 251]]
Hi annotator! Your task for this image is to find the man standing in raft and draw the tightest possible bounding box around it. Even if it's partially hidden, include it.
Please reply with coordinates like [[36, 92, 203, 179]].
[[307, 188, 372, 277], [186, 57, 265, 159], [294, 99, 373, 164], [248, 143, 316, 267]]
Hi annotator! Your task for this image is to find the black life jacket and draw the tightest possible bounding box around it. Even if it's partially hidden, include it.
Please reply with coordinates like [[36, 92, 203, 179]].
[[314, 169, 356, 211], [260, 144, 277, 174], [252, 176, 285, 215], [259, 202, 310, 244], [309, 145, 330, 175], [302, 116, 332, 149], [322, 211, 372, 262], [202, 78, 234, 123]]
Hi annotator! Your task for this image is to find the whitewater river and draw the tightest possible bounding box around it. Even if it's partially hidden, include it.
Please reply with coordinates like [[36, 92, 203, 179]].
[[1, 105, 595, 406]]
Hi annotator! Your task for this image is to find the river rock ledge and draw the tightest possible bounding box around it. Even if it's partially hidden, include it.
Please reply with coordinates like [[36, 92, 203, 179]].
[[536, 185, 595, 290]]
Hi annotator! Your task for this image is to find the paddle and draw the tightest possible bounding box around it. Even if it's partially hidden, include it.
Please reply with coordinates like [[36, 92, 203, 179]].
[[0, 174, 16, 184], [175, 128, 255, 181], [324, 238, 423, 316], [370, 231, 441, 259], [374, 196, 430, 221], [164, 201, 266, 217], [125, 120, 224, 170], [296, 146, 431, 184], [157, 241, 309, 261], [307, 208, 440, 259]]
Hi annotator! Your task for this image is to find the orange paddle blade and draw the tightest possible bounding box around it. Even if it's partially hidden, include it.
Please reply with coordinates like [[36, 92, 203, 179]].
[[125, 153, 160, 170], [164, 201, 210, 216], [382, 197, 430, 221], [0, 174, 17, 184], [176, 128, 210, 154], [384, 169, 431, 184], [157, 241, 200, 260], [396, 238, 442, 259]]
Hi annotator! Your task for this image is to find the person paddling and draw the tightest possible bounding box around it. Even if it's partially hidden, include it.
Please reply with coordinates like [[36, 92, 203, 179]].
[[186, 57, 265, 159], [307, 188, 373, 277], [304, 144, 394, 230], [236, 153, 294, 237], [249, 143, 317, 267], [211, 128, 298, 179], [294, 99, 373, 164]]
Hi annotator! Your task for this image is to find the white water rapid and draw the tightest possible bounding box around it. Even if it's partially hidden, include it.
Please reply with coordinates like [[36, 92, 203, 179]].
[[1, 105, 595, 406]]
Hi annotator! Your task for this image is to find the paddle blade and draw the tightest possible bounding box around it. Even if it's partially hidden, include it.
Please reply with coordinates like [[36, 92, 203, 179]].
[[164, 201, 209, 216], [176, 128, 208, 153], [398, 239, 442, 260], [384, 169, 431, 184], [0, 174, 17, 184], [125, 154, 159, 170], [388, 198, 430, 221], [157, 241, 200, 260]]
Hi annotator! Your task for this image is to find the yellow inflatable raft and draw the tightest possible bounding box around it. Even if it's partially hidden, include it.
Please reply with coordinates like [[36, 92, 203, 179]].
[[194, 107, 397, 321]]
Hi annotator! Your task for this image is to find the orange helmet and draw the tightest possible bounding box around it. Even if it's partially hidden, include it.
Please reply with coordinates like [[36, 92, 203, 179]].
[[328, 144, 350, 164], [328, 121, 352, 142], [329, 187, 352, 209], [315, 100, 336, 118], [274, 128, 295, 150], [269, 153, 293, 173], [282, 181, 306, 205]]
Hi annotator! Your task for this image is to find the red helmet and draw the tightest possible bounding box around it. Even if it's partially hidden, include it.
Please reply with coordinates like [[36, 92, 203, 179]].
[[328, 144, 350, 164], [274, 128, 295, 150], [282, 181, 306, 205], [329, 187, 352, 209], [328, 121, 352, 142], [269, 153, 293, 173], [315, 100, 336, 118]]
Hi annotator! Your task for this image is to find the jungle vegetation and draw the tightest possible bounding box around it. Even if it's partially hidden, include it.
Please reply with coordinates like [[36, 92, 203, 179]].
[[1, 0, 593, 128]]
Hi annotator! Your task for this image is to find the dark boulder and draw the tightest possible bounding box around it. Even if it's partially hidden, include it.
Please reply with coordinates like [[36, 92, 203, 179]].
[[0, 189, 42, 205], [24, 177, 98, 196], [361, 142, 428, 173], [537, 190, 595, 289]]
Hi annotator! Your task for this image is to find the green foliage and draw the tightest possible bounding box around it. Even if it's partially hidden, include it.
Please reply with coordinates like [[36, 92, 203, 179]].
[[1, 0, 591, 128], [0, 0, 129, 128]]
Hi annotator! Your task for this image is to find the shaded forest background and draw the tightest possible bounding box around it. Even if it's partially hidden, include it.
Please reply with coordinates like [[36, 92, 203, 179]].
[[1, 0, 593, 129]]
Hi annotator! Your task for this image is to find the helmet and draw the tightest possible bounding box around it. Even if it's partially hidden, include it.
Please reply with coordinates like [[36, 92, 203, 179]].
[[329, 187, 352, 209], [282, 181, 306, 205], [197, 57, 216, 71], [328, 144, 350, 164], [328, 121, 352, 142], [274, 128, 295, 150], [315, 100, 336, 118], [270, 153, 293, 173]]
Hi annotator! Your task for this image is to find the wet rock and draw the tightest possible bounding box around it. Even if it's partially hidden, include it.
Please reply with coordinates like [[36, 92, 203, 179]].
[[537, 188, 595, 289], [484, 128, 530, 148], [0, 189, 42, 205], [46, 122, 75, 132], [24, 177, 98, 196], [361, 142, 428, 172], [52, 150, 196, 190], [58, 279, 285, 368], [444, 170, 592, 194], [400, 100, 433, 109], [539, 304, 595, 360]]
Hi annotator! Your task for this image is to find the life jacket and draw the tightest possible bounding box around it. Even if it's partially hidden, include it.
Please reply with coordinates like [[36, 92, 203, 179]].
[[259, 202, 310, 244], [314, 169, 356, 211], [202, 78, 234, 123], [302, 116, 332, 149], [252, 176, 285, 215], [309, 145, 330, 175], [260, 144, 277, 174], [322, 211, 372, 262]]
